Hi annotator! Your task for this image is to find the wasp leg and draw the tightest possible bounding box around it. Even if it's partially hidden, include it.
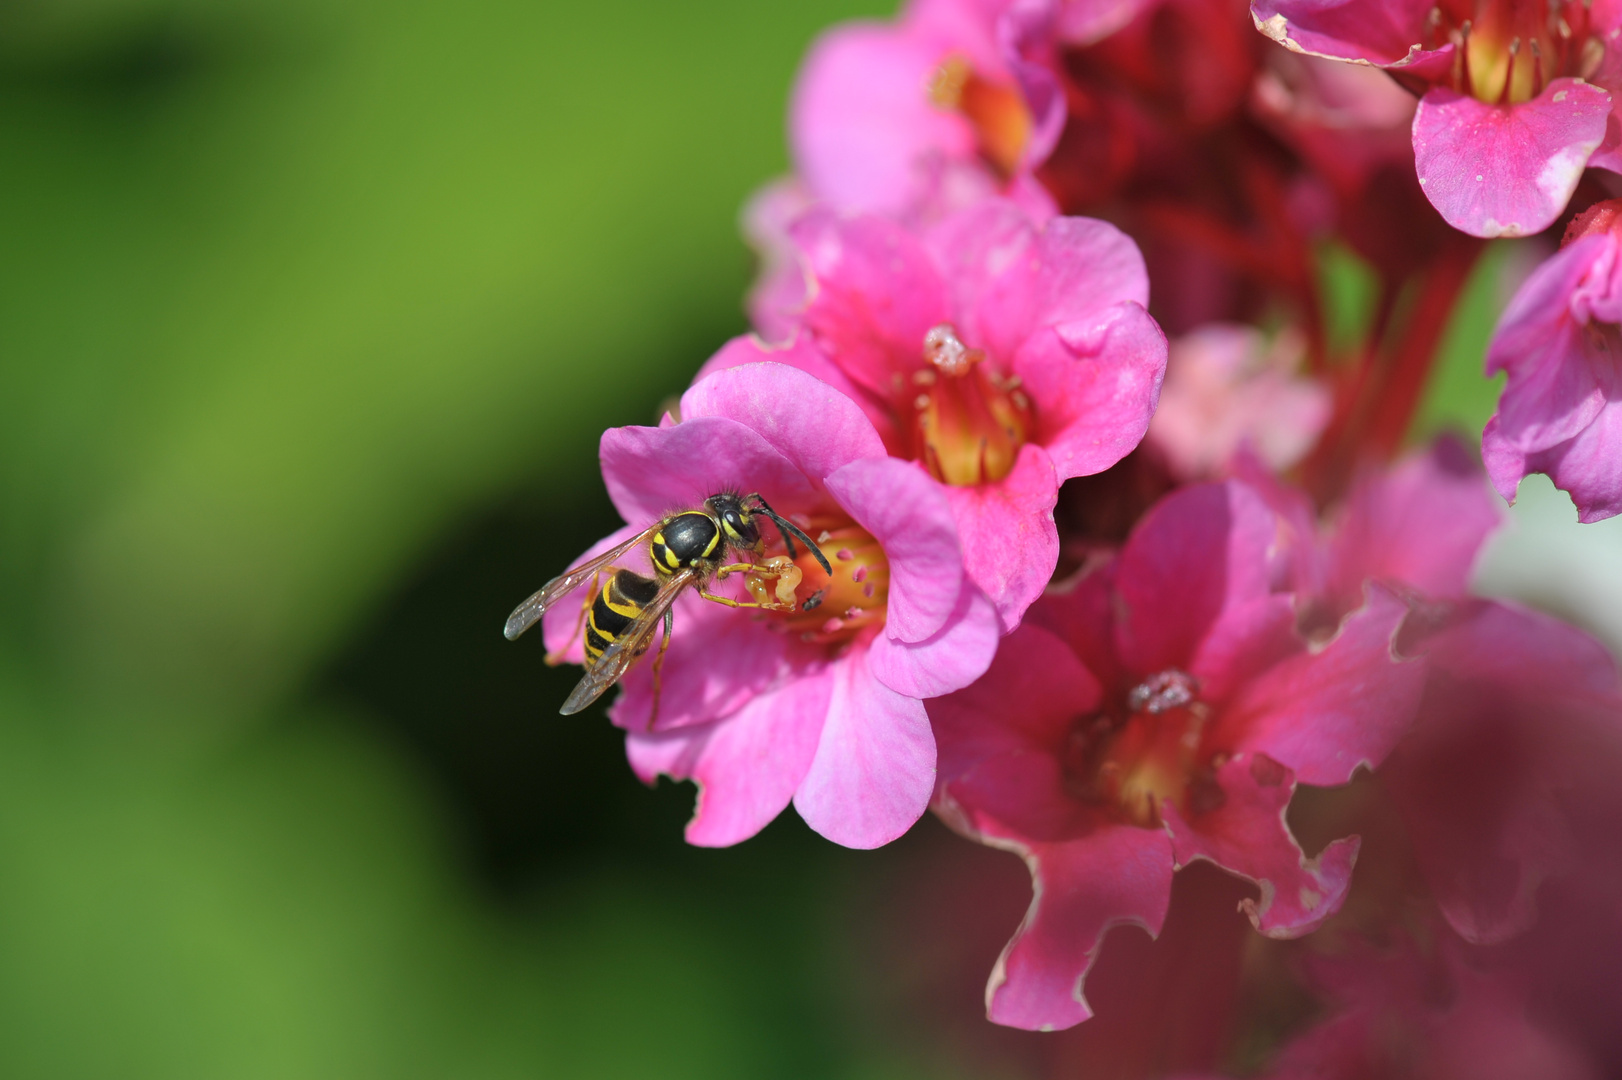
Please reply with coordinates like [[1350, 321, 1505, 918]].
[[545, 568, 604, 666], [708, 558, 801, 612], [648, 605, 674, 732]]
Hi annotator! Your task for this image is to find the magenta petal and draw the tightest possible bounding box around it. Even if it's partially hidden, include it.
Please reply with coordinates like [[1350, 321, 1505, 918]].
[[868, 579, 1000, 699], [1251, 0, 1450, 70], [1015, 304, 1167, 480], [946, 443, 1060, 631], [694, 334, 901, 449], [1188, 594, 1302, 706], [1327, 440, 1504, 601], [1412, 81, 1611, 238], [681, 360, 888, 480], [791, 210, 951, 398], [793, 643, 936, 848], [827, 457, 965, 643], [1115, 481, 1277, 676], [1223, 584, 1426, 785], [600, 417, 815, 525], [984, 825, 1176, 1030], [790, 22, 973, 216], [625, 667, 834, 847], [1164, 752, 1358, 938], [538, 523, 646, 663]]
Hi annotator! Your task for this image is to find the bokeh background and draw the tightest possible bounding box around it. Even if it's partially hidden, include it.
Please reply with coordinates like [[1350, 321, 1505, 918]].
[[3, 1, 1620, 1077]]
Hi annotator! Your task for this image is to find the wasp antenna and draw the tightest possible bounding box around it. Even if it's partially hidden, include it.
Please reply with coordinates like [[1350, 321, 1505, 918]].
[[753, 496, 833, 576]]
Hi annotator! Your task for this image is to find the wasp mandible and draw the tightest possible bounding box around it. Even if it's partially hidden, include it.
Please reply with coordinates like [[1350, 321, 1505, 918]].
[[504, 492, 833, 716]]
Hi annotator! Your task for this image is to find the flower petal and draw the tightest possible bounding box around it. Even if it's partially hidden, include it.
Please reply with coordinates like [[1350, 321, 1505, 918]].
[[944, 442, 1060, 631], [827, 456, 965, 643], [983, 825, 1176, 1031], [1164, 752, 1358, 938], [600, 416, 815, 526], [1114, 481, 1278, 676], [681, 359, 889, 480], [693, 333, 899, 446], [1014, 303, 1167, 480], [625, 666, 834, 847], [791, 210, 951, 398], [537, 523, 647, 663], [793, 643, 937, 848], [869, 577, 1001, 699], [1412, 81, 1610, 239], [1221, 583, 1426, 784]]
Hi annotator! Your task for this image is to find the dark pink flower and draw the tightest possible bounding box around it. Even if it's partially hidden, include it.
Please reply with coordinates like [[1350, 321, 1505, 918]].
[[790, 0, 1065, 219], [713, 198, 1167, 630], [1252, 0, 1621, 237], [542, 361, 999, 850], [930, 481, 1425, 1030], [1483, 200, 1622, 522]]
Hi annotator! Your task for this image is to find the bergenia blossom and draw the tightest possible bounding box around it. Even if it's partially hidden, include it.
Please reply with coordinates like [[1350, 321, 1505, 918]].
[[542, 361, 999, 849], [714, 197, 1167, 630], [1146, 324, 1330, 480], [1251, 0, 1621, 237], [930, 481, 1425, 1030], [791, 0, 1065, 219], [1482, 198, 1622, 522]]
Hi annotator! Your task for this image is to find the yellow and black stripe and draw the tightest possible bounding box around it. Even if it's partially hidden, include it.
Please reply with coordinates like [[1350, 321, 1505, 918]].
[[584, 569, 662, 664], [650, 511, 723, 577]]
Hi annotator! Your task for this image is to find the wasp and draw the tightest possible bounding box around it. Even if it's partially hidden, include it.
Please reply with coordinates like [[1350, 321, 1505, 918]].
[[504, 492, 833, 716]]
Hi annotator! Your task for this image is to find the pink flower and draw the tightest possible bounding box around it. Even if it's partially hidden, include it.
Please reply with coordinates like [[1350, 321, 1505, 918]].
[[930, 480, 1426, 1030], [713, 198, 1167, 630], [542, 361, 1000, 849], [1252, 0, 1621, 237], [1483, 200, 1622, 522], [1147, 325, 1330, 481], [790, 0, 1065, 219]]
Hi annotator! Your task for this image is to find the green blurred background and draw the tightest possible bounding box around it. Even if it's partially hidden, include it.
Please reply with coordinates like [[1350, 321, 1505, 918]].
[[0, 0, 1610, 1076]]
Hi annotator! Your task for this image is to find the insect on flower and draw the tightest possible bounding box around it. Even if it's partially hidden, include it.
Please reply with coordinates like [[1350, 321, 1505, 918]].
[[503, 492, 833, 716]]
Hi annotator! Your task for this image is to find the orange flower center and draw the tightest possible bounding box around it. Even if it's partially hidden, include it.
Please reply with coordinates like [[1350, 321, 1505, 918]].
[[748, 518, 891, 647], [1426, 0, 1605, 104], [907, 324, 1034, 486], [929, 55, 1033, 179], [1062, 669, 1224, 827]]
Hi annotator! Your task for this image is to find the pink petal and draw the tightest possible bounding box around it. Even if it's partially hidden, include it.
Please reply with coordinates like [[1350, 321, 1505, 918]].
[[1485, 399, 1622, 523], [1251, 0, 1452, 71], [538, 523, 647, 662], [1164, 752, 1359, 938], [945, 442, 1060, 631], [1326, 439, 1505, 602], [1221, 584, 1426, 784], [1015, 303, 1167, 480], [599, 417, 815, 526], [1187, 594, 1302, 706], [681, 359, 888, 480], [790, 22, 975, 216], [625, 666, 834, 847], [740, 178, 814, 343], [1412, 80, 1611, 238], [984, 825, 1176, 1030], [827, 456, 965, 643], [791, 210, 952, 399], [978, 215, 1153, 364], [868, 578, 1001, 699], [1057, 0, 1155, 44], [694, 333, 902, 450], [793, 643, 937, 848], [1114, 481, 1278, 676]]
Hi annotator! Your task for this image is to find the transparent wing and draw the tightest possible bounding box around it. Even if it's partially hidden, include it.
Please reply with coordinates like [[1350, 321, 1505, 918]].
[[559, 569, 693, 715], [503, 522, 661, 641]]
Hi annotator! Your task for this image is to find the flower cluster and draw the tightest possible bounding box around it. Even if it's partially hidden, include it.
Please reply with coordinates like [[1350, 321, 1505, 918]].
[[514, 0, 1622, 1071]]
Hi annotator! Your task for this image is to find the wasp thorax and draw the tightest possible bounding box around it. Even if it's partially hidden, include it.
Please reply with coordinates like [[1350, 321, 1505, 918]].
[[769, 520, 891, 646], [910, 324, 1033, 487], [1426, 0, 1607, 105], [1062, 669, 1221, 828], [928, 54, 1032, 179]]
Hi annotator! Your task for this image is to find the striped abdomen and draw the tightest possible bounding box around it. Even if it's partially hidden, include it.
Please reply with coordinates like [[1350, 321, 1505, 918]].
[[584, 569, 661, 664]]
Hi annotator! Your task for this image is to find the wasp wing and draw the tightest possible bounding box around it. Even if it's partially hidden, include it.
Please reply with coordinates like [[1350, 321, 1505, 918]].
[[504, 522, 661, 641], [559, 568, 693, 715]]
